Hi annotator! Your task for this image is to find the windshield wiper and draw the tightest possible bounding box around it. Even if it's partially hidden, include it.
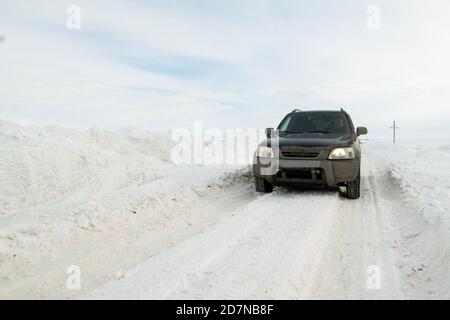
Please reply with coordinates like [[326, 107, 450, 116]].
[[279, 131, 306, 135], [304, 130, 339, 134], [279, 130, 342, 135]]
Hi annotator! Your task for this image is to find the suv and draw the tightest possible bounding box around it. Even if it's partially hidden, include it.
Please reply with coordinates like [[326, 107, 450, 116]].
[[252, 109, 367, 199]]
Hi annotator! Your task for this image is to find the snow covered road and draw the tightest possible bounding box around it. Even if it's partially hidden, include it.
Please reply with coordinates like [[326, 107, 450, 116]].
[[84, 152, 450, 300], [1, 121, 449, 299], [85, 155, 405, 299]]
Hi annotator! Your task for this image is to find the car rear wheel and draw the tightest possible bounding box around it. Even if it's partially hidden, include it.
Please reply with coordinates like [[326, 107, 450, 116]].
[[345, 171, 361, 199], [255, 177, 273, 193]]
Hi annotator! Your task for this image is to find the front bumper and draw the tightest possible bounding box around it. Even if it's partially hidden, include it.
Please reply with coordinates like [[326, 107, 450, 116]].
[[253, 157, 360, 187]]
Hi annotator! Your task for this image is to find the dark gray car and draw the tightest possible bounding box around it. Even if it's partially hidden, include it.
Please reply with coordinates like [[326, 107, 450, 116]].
[[252, 109, 368, 199]]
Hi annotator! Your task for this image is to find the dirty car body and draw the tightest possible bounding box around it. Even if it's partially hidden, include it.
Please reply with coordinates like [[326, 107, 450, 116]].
[[252, 109, 368, 199]]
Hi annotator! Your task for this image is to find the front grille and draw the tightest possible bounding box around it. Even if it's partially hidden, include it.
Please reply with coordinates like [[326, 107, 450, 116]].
[[285, 170, 313, 179], [277, 169, 324, 181], [280, 148, 320, 159]]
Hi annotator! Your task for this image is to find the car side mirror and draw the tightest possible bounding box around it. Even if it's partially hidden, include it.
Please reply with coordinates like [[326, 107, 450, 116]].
[[265, 128, 275, 138], [357, 127, 368, 136]]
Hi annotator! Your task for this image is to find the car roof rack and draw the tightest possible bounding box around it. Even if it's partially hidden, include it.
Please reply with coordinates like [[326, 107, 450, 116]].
[[291, 108, 302, 113]]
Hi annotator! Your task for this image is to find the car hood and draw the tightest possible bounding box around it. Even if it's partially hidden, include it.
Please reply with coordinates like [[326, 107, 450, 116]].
[[262, 133, 354, 149]]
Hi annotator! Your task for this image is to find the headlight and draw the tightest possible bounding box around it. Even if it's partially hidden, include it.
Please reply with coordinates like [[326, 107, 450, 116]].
[[328, 147, 355, 160], [257, 146, 274, 158]]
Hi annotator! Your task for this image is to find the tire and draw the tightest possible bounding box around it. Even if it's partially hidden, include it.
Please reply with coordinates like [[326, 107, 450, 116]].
[[255, 177, 273, 193], [346, 171, 361, 199]]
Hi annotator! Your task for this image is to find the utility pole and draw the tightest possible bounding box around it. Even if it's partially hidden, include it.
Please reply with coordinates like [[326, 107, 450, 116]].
[[390, 121, 399, 144]]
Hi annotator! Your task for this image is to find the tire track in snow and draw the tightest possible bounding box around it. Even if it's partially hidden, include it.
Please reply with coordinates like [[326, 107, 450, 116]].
[[85, 153, 408, 299], [85, 190, 345, 299], [167, 192, 341, 300], [302, 154, 404, 299]]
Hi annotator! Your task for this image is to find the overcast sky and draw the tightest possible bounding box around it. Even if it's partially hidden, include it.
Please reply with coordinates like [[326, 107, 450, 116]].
[[1, 0, 450, 139]]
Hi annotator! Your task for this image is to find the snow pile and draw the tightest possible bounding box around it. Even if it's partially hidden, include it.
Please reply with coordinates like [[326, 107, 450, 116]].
[[0, 120, 254, 298], [365, 140, 450, 298], [367, 140, 450, 226], [0, 121, 174, 218]]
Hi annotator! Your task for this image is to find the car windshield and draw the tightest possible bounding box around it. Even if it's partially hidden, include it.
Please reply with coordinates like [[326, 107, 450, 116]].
[[278, 112, 351, 135]]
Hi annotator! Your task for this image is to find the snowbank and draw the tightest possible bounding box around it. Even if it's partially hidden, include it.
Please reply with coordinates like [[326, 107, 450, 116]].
[[0, 120, 254, 298], [367, 141, 450, 226], [365, 140, 450, 298], [0, 121, 174, 217]]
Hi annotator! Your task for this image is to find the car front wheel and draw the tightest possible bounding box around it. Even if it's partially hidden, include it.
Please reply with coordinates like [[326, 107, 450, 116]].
[[345, 171, 361, 199], [255, 177, 273, 193]]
